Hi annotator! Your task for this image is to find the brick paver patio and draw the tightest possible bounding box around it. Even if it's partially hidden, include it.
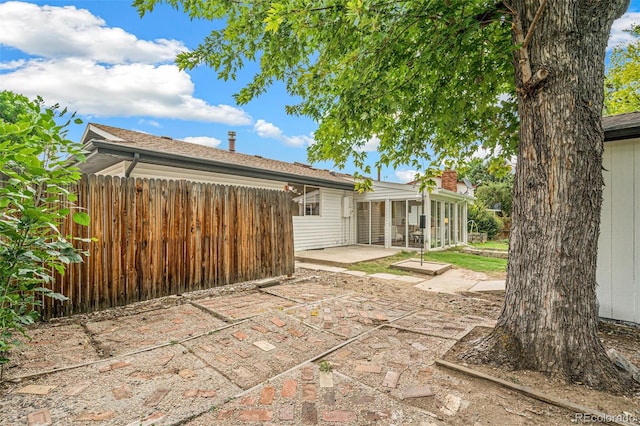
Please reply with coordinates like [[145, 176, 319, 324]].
[[2, 274, 519, 425]]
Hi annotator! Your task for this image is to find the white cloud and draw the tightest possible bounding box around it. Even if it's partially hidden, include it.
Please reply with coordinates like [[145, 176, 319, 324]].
[[362, 136, 380, 152], [0, 59, 26, 70], [183, 136, 222, 148], [0, 58, 252, 124], [282, 134, 315, 147], [254, 119, 284, 139], [609, 12, 640, 49], [395, 170, 421, 183], [0, 1, 251, 125], [253, 119, 314, 147], [138, 119, 161, 127], [351, 136, 380, 153], [472, 146, 493, 159], [0, 2, 185, 63]]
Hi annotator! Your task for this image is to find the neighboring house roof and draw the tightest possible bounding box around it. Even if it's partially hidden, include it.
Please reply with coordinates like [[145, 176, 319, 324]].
[[603, 111, 640, 141], [77, 123, 354, 190]]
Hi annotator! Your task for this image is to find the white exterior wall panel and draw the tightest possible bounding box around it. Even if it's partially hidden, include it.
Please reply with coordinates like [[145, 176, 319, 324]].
[[597, 138, 640, 324], [127, 162, 286, 190], [293, 188, 354, 250], [95, 161, 127, 177]]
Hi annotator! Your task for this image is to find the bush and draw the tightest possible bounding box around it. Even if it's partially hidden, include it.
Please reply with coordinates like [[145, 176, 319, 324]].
[[0, 91, 88, 367], [475, 181, 512, 216], [468, 204, 503, 239]]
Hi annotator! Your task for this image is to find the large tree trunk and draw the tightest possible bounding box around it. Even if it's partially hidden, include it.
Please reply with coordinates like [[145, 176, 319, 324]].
[[464, 0, 630, 391]]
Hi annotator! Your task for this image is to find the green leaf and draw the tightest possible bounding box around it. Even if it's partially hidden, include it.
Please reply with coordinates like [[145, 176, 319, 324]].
[[72, 212, 90, 226]]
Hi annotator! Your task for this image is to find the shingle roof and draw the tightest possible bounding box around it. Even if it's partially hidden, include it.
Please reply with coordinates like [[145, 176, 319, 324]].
[[603, 111, 640, 130], [84, 123, 353, 187], [603, 111, 640, 141]]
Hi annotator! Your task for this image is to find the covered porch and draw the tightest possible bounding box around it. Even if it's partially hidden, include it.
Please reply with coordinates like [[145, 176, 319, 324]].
[[353, 181, 473, 251]]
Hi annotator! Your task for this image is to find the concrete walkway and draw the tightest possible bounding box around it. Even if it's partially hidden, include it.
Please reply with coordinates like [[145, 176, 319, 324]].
[[295, 245, 401, 266], [295, 245, 505, 294], [296, 261, 505, 294]]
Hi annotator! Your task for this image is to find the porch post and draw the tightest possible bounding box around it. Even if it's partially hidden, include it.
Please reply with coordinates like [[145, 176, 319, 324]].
[[454, 203, 459, 244], [424, 191, 431, 250]]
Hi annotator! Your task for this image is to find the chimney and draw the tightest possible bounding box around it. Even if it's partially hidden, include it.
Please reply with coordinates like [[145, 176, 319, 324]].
[[377, 166, 381, 181], [441, 170, 458, 192], [228, 131, 236, 153]]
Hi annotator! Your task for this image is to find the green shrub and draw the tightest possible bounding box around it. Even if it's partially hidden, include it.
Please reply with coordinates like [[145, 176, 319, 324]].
[[0, 91, 88, 367], [468, 204, 503, 239]]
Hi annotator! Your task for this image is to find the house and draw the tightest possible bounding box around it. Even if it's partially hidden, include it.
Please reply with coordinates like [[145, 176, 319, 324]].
[[74, 123, 473, 251], [598, 111, 640, 324], [354, 171, 474, 250]]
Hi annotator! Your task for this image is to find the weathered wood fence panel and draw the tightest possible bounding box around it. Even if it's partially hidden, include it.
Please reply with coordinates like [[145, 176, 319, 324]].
[[42, 175, 294, 318]]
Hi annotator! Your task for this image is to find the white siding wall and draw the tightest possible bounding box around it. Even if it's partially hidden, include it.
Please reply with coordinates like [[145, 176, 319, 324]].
[[293, 188, 354, 250], [128, 162, 286, 190], [597, 138, 640, 324], [95, 161, 127, 177]]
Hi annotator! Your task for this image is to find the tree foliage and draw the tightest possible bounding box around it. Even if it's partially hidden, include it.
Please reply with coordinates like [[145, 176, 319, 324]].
[[605, 25, 640, 115], [135, 0, 518, 187], [458, 157, 513, 186], [459, 157, 513, 217], [0, 91, 88, 365], [468, 204, 503, 239], [475, 181, 513, 216]]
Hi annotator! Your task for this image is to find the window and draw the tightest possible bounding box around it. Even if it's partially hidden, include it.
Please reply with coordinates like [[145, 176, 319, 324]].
[[288, 184, 320, 216]]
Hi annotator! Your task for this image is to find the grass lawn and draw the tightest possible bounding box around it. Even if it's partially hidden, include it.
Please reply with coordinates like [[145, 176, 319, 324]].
[[423, 251, 507, 272], [346, 251, 415, 275], [347, 248, 508, 275], [470, 239, 509, 251]]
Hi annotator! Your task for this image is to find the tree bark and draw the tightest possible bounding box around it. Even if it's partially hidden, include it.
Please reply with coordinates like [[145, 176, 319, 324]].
[[463, 0, 631, 392]]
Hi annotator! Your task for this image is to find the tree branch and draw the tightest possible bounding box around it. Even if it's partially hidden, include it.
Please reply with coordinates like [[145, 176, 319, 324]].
[[512, 15, 532, 83], [512, 0, 548, 87], [522, 0, 548, 49]]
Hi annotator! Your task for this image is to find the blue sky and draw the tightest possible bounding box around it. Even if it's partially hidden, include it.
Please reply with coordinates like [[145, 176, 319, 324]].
[[1, 1, 639, 182]]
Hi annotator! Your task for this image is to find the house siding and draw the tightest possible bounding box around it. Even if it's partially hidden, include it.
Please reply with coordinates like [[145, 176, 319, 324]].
[[293, 188, 354, 250], [96, 161, 127, 177], [597, 137, 640, 324], [124, 162, 287, 191]]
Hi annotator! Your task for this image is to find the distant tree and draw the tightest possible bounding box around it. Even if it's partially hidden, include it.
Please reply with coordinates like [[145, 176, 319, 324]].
[[135, 0, 632, 391], [605, 25, 640, 115], [468, 204, 503, 239], [459, 157, 514, 187], [475, 182, 513, 216], [0, 91, 89, 366], [459, 158, 513, 216]]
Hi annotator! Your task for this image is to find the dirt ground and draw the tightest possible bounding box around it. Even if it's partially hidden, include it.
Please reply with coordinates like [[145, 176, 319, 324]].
[[1, 267, 639, 425]]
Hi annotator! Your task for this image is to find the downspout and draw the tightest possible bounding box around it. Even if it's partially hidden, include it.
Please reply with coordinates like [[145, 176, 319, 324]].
[[125, 153, 140, 178]]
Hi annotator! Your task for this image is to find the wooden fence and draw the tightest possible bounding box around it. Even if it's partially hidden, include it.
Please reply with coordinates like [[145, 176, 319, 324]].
[[42, 175, 294, 318]]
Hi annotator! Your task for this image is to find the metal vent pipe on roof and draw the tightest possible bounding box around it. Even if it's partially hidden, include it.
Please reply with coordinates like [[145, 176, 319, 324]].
[[228, 131, 236, 153]]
